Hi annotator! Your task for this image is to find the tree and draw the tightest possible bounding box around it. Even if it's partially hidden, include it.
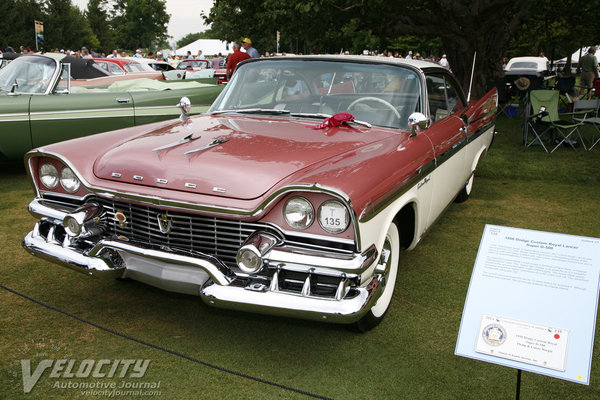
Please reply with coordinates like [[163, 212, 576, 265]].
[[204, 0, 540, 97], [373, 0, 537, 97], [111, 0, 170, 50], [86, 0, 115, 53], [0, 0, 44, 50], [42, 0, 98, 50]]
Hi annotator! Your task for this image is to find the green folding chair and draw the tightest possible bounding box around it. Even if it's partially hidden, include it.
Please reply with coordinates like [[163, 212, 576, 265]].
[[525, 90, 585, 153]]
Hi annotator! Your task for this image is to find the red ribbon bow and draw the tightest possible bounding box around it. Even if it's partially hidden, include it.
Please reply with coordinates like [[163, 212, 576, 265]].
[[311, 112, 355, 129]]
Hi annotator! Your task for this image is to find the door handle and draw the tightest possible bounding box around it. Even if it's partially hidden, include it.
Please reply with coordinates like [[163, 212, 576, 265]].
[[116, 98, 131, 104]]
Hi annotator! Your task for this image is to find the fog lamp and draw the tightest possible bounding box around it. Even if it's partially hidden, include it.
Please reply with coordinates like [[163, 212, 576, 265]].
[[63, 214, 83, 237], [237, 247, 262, 274], [236, 232, 279, 274], [62, 203, 101, 237]]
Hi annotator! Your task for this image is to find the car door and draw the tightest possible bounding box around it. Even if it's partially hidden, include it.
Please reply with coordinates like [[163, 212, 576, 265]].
[[130, 85, 223, 125], [423, 73, 468, 226], [0, 95, 33, 160], [29, 91, 135, 149]]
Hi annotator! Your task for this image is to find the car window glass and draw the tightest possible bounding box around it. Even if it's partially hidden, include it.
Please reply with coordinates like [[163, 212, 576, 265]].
[[0, 55, 56, 94], [210, 60, 422, 130], [110, 63, 124, 74], [426, 74, 464, 122]]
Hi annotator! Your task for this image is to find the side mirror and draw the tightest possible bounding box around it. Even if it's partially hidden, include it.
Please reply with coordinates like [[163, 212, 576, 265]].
[[408, 112, 427, 137]]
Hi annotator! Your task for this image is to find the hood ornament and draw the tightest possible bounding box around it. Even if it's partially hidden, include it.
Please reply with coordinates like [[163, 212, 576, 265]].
[[184, 137, 229, 155], [152, 133, 201, 152], [177, 96, 191, 117]]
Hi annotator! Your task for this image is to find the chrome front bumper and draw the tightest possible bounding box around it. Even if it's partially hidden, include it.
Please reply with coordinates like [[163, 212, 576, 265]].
[[23, 199, 381, 324]]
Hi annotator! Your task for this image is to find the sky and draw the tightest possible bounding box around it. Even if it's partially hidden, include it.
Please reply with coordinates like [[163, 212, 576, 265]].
[[71, 0, 215, 42]]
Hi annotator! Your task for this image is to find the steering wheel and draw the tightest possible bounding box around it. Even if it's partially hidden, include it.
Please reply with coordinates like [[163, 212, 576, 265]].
[[347, 96, 401, 120]]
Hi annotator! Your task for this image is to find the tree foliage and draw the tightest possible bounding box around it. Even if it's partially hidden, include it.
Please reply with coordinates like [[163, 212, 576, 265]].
[[111, 0, 169, 50], [2, 0, 169, 53], [204, 0, 599, 97], [86, 0, 115, 53]]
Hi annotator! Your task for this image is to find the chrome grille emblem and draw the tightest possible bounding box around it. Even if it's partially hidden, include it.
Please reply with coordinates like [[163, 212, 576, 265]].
[[157, 214, 172, 234]]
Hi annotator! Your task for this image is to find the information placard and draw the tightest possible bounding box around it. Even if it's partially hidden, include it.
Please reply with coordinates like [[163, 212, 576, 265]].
[[455, 225, 600, 384]]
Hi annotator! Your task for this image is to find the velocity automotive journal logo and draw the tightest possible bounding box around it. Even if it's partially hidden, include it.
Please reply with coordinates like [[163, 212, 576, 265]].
[[19, 358, 159, 394]]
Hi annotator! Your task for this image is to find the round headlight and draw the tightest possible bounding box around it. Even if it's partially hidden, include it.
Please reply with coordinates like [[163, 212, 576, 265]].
[[318, 200, 350, 234], [283, 196, 314, 230], [60, 167, 81, 193], [39, 163, 59, 189]]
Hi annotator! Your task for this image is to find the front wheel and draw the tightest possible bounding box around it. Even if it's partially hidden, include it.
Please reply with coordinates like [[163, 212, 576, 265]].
[[353, 221, 400, 332], [454, 173, 474, 203]]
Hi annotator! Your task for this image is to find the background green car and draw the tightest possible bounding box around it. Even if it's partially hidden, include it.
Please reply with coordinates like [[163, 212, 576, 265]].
[[0, 54, 223, 161]]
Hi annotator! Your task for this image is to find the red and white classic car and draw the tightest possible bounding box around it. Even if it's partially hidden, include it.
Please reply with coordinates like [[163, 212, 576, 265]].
[[23, 56, 497, 331]]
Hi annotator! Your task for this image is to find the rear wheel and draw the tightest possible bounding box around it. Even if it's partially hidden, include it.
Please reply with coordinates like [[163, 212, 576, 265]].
[[353, 221, 400, 332]]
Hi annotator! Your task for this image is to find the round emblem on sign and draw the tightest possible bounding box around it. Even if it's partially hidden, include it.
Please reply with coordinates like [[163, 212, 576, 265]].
[[482, 324, 507, 346]]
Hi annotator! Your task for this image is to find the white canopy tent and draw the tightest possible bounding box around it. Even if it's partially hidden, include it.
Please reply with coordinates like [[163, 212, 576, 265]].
[[558, 46, 600, 64], [174, 39, 234, 57]]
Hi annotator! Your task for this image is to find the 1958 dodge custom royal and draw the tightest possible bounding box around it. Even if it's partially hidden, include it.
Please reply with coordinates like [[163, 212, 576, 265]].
[[23, 56, 497, 331]]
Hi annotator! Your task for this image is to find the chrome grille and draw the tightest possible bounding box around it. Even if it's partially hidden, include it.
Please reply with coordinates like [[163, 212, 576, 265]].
[[94, 197, 271, 268]]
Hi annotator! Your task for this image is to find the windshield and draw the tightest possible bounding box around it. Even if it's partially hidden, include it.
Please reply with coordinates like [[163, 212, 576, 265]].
[[0, 55, 56, 94], [209, 59, 422, 129], [124, 62, 154, 72]]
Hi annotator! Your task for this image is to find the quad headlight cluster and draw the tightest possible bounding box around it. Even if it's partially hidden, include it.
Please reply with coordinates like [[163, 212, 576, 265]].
[[283, 196, 350, 234], [39, 162, 81, 193]]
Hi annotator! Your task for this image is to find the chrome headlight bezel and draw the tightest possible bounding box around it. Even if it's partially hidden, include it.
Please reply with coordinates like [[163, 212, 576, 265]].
[[317, 200, 350, 234], [283, 196, 315, 230], [60, 167, 81, 193], [39, 163, 59, 190]]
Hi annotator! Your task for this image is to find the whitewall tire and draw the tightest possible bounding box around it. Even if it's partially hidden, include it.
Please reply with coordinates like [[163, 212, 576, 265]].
[[353, 221, 400, 332]]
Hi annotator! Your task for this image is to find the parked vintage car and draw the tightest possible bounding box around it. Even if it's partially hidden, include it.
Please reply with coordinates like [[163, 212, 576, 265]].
[[0, 53, 224, 160], [0, 52, 21, 69], [504, 56, 550, 77], [163, 59, 215, 81], [22, 56, 497, 331]]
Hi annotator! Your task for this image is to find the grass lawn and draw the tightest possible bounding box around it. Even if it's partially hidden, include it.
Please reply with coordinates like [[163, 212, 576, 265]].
[[1, 115, 599, 399]]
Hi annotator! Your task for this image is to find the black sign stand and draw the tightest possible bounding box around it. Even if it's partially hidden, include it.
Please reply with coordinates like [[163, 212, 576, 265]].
[[515, 369, 522, 400]]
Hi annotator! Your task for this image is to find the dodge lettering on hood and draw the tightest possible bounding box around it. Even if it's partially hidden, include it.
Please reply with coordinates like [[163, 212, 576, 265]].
[[23, 56, 497, 331]]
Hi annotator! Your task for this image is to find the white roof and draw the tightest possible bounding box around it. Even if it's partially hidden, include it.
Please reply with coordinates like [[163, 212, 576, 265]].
[[175, 39, 234, 57], [505, 56, 548, 73]]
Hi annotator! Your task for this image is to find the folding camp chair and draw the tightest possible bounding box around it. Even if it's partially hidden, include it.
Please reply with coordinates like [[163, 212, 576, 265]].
[[571, 98, 600, 150], [553, 75, 576, 109], [525, 90, 585, 153]]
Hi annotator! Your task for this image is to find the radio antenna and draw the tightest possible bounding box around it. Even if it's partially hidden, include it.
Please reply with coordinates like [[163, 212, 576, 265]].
[[467, 51, 477, 103]]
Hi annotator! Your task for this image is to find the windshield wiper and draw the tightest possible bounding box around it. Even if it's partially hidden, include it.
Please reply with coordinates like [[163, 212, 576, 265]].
[[290, 112, 372, 128], [210, 108, 290, 115]]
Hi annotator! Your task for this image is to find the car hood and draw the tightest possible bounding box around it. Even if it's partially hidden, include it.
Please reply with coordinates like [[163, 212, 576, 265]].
[[93, 114, 392, 200]]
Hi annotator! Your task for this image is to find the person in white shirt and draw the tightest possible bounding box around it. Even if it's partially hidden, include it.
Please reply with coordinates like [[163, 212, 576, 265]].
[[440, 54, 450, 70]]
